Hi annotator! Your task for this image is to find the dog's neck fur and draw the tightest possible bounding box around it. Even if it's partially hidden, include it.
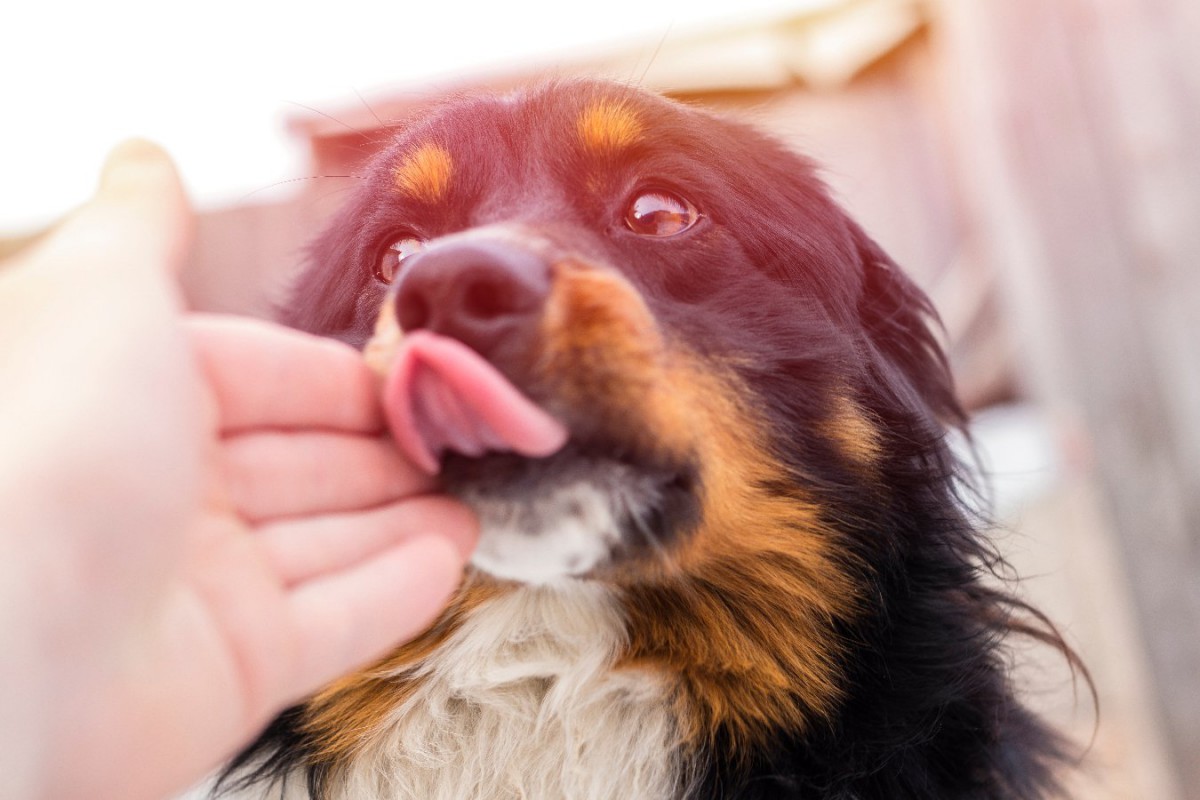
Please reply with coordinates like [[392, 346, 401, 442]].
[[326, 581, 685, 800]]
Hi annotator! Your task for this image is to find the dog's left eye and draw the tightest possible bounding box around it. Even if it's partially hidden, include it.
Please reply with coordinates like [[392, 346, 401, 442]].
[[624, 190, 700, 237], [375, 236, 426, 284]]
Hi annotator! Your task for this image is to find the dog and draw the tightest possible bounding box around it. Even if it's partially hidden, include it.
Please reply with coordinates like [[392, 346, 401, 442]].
[[220, 79, 1084, 799]]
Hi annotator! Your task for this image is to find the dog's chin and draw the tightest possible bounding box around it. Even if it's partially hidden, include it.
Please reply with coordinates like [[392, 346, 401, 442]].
[[441, 445, 694, 585]]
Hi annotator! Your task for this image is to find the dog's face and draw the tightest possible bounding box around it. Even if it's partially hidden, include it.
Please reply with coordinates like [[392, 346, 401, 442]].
[[286, 80, 959, 591]]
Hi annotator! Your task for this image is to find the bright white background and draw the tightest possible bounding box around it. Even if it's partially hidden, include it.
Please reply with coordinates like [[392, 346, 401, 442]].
[[1, 0, 823, 233]]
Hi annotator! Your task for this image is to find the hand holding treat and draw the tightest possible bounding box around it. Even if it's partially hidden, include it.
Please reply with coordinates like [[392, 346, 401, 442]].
[[0, 143, 478, 800]]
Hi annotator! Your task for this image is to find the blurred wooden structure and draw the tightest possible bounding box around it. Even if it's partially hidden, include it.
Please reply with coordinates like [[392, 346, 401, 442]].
[[933, 0, 1200, 796], [169, 1, 1200, 796]]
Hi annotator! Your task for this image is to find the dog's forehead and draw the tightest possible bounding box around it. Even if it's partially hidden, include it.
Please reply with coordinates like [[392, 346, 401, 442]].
[[445, 83, 657, 150], [382, 85, 672, 202]]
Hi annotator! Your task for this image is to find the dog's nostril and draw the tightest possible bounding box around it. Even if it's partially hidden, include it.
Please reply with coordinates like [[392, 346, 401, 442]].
[[397, 290, 432, 333], [392, 241, 551, 356]]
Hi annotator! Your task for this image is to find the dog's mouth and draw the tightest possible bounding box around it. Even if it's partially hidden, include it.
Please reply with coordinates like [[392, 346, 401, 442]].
[[365, 257, 703, 584], [440, 444, 696, 584], [378, 330, 569, 476]]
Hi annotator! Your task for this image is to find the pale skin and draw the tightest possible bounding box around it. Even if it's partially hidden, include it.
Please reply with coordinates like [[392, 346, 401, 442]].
[[0, 142, 478, 800]]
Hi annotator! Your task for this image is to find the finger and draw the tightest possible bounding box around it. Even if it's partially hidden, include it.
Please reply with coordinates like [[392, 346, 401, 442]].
[[221, 430, 435, 522], [285, 535, 465, 692], [0, 141, 193, 360], [258, 495, 478, 586], [0, 142, 199, 499], [24, 140, 193, 280], [187, 314, 383, 434]]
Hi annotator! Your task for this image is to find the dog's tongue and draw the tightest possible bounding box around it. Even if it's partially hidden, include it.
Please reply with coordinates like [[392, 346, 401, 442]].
[[381, 331, 569, 474]]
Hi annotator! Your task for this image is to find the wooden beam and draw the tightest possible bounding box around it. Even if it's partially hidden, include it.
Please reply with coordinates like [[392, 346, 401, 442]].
[[929, 0, 1200, 795]]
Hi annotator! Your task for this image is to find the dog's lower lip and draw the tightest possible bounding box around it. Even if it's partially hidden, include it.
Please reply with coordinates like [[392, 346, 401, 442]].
[[441, 443, 694, 526]]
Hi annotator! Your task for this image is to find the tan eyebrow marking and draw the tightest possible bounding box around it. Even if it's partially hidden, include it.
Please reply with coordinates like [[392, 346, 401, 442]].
[[392, 143, 454, 203], [577, 100, 643, 154]]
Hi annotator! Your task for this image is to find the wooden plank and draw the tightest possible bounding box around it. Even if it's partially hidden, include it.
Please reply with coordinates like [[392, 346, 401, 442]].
[[929, 0, 1200, 796], [1004, 466, 1184, 800]]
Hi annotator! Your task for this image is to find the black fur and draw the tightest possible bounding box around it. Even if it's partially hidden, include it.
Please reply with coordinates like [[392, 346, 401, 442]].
[[221, 79, 1087, 799]]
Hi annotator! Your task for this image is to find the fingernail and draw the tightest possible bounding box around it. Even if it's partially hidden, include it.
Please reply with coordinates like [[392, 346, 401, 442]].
[[97, 139, 176, 199]]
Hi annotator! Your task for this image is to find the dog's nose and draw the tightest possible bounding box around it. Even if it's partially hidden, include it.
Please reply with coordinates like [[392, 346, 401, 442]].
[[394, 240, 551, 358]]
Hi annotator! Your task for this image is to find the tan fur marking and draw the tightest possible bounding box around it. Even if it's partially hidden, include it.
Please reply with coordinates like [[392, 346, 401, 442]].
[[537, 260, 687, 458], [618, 365, 860, 759], [537, 262, 860, 758], [577, 100, 643, 154], [302, 577, 509, 765], [392, 143, 454, 203], [828, 394, 882, 466]]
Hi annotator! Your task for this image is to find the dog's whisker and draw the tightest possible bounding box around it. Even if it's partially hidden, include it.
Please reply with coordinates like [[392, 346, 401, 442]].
[[236, 174, 364, 204], [631, 24, 674, 89], [351, 87, 387, 130], [284, 101, 379, 140]]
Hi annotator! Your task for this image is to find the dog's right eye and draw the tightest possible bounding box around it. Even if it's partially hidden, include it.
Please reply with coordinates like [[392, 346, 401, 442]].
[[624, 189, 701, 237], [375, 236, 426, 284]]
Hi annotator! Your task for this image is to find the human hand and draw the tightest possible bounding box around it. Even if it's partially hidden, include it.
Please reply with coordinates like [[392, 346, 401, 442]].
[[0, 143, 477, 800]]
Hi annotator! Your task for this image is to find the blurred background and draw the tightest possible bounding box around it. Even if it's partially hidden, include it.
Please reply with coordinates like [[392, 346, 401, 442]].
[[4, 1, 1197, 797]]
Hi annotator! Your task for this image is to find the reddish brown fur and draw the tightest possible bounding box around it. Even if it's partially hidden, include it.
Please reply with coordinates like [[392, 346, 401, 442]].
[[536, 261, 860, 757], [576, 100, 643, 154], [392, 143, 454, 204], [826, 394, 883, 468], [536, 260, 691, 459], [617, 374, 860, 757]]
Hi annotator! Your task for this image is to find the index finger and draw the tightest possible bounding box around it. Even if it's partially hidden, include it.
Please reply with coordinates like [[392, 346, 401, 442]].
[[187, 313, 383, 433]]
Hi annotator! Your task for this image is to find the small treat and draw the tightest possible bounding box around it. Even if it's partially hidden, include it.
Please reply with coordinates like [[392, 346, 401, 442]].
[[363, 299, 404, 377]]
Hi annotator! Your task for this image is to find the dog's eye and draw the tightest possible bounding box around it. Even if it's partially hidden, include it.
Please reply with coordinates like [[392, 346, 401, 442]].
[[375, 236, 426, 284], [624, 190, 700, 237]]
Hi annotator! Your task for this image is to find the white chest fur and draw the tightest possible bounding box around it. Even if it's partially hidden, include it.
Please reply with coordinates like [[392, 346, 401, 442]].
[[329, 582, 684, 800]]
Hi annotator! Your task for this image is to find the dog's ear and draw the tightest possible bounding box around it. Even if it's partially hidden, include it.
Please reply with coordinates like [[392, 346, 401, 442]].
[[853, 226, 967, 431], [277, 190, 384, 345]]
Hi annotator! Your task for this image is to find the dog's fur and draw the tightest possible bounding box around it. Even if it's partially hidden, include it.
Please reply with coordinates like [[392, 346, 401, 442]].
[[220, 80, 1084, 799]]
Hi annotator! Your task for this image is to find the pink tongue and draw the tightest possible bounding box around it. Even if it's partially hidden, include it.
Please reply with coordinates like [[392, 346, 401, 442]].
[[381, 331, 569, 475]]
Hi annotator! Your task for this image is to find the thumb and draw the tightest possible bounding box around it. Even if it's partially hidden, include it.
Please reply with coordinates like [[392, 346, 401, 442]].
[[23, 139, 194, 280], [96, 139, 192, 237]]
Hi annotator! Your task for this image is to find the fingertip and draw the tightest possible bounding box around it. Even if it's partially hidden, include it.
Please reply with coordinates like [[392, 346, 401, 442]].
[[187, 315, 388, 434], [348, 533, 467, 656], [94, 138, 193, 256], [287, 533, 470, 695], [425, 499, 481, 562], [101, 137, 171, 172], [409, 533, 471, 592], [12, 140, 194, 284], [98, 138, 176, 197]]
